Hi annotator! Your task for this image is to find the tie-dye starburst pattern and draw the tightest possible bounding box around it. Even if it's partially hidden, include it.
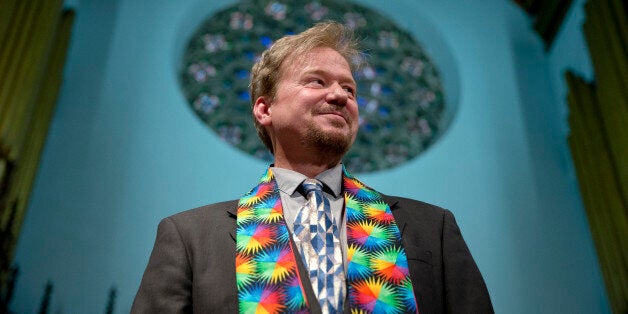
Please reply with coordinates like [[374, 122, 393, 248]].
[[239, 181, 274, 207], [236, 222, 275, 254], [256, 246, 294, 284], [388, 223, 402, 240], [344, 177, 380, 201], [255, 196, 283, 223], [345, 194, 366, 221], [344, 168, 419, 313], [236, 167, 418, 314], [276, 224, 290, 244], [236, 168, 308, 314], [285, 276, 307, 310], [365, 201, 395, 223], [347, 220, 392, 250], [236, 206, 255, 224], [400, 278, 418, 312], [347, 244, 372, 280], [236, 255, 256, 289], [239, 284, 285, 314], [352, 278, 402, 314], [372, 246, 410, 284]]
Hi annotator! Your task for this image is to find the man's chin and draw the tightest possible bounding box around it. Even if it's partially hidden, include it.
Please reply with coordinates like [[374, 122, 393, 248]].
[[327, 117, 350, 129], [305, 127, 355, 157]]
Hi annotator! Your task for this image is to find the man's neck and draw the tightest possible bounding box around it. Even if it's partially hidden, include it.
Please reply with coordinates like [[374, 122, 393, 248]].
[[273, 155, 341, 179]]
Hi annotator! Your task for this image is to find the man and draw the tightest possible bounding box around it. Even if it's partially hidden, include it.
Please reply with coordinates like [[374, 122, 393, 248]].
[[132, 22, 493, 313]]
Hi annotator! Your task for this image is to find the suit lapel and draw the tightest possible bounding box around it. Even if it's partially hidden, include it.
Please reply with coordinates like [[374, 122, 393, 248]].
[[385, 196, 407, 237], [227, 207, 236, 242]]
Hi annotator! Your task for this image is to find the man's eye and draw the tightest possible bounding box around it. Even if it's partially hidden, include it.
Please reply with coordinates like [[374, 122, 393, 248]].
[[308, 79, 324, 86], [343, 86, 356, 96]]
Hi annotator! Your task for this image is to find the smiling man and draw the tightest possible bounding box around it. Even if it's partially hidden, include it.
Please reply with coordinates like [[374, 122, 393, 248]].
[[253, 45, 359, 176], [132, 22, 493, 314]]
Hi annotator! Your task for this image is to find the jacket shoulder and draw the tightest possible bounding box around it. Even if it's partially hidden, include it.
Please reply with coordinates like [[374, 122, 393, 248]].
[[169, 200, 238, 222], [382, 194, 449, 222], [162, 200, 239, 240]]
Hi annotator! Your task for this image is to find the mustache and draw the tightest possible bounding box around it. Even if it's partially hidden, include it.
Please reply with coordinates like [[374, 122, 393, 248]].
[[313, 106, 351, 121]]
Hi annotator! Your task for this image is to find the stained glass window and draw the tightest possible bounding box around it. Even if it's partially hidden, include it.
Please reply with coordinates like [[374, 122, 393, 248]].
[[179, 0, 448, 173]]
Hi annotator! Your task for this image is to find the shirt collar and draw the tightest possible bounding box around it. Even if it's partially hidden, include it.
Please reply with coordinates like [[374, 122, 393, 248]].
[[271, 164, 343, 198]]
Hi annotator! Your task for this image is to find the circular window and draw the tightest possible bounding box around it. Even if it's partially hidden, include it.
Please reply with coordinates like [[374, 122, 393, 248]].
[[180, 0, 447, 173]]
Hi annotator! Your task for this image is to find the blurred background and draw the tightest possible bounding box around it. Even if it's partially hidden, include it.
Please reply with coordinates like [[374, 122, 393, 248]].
[[1, 0, 626, 313]]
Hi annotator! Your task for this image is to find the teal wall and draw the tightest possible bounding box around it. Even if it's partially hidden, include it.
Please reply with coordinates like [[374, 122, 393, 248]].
[[12, 0, 609, 312]]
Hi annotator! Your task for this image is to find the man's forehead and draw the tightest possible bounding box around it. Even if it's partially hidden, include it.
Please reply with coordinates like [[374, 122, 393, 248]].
[[280, 47, 354, 79]]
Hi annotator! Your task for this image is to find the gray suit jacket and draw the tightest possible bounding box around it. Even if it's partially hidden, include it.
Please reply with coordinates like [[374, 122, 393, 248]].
[[132, 196, 493, 313]]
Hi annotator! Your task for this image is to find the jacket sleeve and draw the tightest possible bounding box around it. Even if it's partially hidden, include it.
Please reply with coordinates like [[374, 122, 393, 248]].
[[442, 210, 494, 313], [131, 217, 192, 313]]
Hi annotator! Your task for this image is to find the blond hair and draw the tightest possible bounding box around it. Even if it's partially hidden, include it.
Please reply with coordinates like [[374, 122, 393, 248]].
[[250, 21, 360, 153]]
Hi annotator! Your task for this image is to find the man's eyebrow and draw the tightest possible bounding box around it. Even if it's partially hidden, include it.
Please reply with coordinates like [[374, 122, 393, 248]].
[[302, 69, 356, 85]]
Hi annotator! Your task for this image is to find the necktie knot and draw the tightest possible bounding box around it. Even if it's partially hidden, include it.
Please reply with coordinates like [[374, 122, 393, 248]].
[[301, 178, 323, 196]]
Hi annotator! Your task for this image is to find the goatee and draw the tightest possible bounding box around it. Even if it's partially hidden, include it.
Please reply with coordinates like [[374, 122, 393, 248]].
[[303, 123, 355, 157]]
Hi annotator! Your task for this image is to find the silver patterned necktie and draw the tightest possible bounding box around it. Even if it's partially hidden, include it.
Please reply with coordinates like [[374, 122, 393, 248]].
[[292, 178, 345, 313]]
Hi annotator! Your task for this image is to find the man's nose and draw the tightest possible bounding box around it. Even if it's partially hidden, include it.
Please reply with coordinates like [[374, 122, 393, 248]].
[[325, 82, 349, 106]]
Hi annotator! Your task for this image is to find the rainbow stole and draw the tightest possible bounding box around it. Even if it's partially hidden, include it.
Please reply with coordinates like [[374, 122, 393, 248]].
[[235, 167, 418, 313]]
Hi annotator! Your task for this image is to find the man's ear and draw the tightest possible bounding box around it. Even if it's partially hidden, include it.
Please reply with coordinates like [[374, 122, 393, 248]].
[[253, 96, 272, 126]]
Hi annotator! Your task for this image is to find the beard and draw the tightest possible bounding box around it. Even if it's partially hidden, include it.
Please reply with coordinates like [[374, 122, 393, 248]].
[[302, 120, 356, 157]]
